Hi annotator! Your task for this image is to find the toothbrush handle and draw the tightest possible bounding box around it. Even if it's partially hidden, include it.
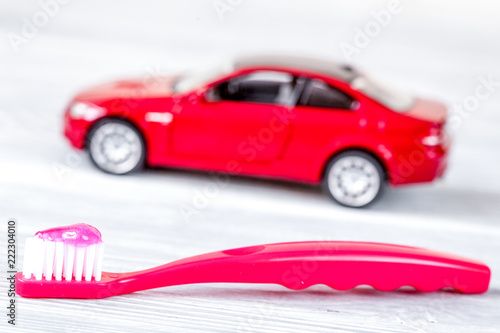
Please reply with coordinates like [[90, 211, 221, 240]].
[[114, 241, 490, 295]]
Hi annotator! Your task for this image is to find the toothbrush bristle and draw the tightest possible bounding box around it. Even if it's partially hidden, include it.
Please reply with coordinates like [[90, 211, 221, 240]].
[[22, 237, 104, 282]]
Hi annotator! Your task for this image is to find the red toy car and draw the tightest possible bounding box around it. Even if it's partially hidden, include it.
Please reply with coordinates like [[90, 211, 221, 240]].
[[64, 55, 450, 207]]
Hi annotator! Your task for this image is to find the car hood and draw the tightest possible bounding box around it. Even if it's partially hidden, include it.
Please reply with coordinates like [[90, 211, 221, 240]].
[[405, 98, 448, 124], [74, 76, 177, 103]]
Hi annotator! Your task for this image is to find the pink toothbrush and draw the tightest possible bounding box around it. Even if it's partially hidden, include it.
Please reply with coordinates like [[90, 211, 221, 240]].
[[16, 224, 490, 299]]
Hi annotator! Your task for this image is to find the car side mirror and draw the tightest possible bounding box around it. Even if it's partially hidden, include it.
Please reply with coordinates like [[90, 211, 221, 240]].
[[203, 87, 220, 103], [184, 89, 207, 105]]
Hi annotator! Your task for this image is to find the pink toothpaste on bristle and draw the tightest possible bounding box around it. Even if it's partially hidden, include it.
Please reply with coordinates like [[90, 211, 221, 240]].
[[22, 223, 104, 282], [16, 224, 490, 299], [34, 223, 102, 246]]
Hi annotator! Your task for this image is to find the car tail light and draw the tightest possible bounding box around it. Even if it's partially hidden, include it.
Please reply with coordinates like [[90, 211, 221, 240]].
[[421, 126, 443, 147], [421, 135, 441, 146]]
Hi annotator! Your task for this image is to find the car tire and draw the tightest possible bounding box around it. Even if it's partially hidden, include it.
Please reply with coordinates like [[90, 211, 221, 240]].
[[323, 151, 385, 208], [87, 119, 145, 175]]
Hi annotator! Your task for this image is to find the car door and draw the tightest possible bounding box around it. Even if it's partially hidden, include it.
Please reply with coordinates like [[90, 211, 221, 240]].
[[290, 77, 361, 167], [171, 70, 297, 165]]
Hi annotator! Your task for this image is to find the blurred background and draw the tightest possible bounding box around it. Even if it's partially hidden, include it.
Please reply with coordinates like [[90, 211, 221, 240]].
[[1, 0, 499, 332]]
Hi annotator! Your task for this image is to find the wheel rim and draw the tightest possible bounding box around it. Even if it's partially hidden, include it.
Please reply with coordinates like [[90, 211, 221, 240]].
[[89, 123, 142, 174], [327, 156, 381, 207]]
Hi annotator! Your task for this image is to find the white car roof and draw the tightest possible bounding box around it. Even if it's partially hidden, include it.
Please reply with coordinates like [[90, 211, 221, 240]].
[[233, 54, 357, 82]]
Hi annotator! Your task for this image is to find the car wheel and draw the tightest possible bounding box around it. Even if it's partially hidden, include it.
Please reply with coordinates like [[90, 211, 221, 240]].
[[323, 151, 385, 208], [87, 119, 145, 175]]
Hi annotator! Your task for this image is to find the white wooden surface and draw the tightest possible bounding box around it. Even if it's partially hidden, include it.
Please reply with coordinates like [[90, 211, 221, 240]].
[[1, 1, 500, 332]]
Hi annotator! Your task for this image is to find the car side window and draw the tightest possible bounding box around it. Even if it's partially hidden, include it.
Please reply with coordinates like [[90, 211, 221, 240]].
[[211, 71, 295, 106], [299, 79, 355, 110]]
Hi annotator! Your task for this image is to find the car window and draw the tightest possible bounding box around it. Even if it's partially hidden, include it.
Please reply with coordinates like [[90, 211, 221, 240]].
[[299, 79, 355, 110], [210, 71, 295, 105]]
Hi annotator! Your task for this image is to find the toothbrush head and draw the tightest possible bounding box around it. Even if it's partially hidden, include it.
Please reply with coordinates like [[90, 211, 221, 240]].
[[21, 223, 104, 282]]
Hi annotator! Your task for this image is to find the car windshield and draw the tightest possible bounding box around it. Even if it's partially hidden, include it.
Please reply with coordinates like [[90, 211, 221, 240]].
[[174, 61, 234, 94], [351, 75, 415, 112]]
